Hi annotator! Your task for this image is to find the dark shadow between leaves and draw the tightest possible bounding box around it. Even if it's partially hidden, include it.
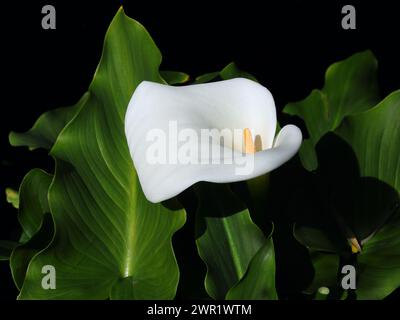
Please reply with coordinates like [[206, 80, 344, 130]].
[[161, 197, 185, 211], [294, 132, 399, 254], [192, 182, 248, 239], [291, 132, 399, 298], [316, 132, 399, 247], [173, 188, 210, 299]]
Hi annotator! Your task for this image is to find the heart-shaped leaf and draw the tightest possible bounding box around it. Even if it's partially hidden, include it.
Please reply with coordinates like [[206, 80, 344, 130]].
[[17, 8, 186, 300]]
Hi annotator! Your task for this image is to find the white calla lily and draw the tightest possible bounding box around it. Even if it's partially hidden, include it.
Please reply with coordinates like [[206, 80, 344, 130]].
[[125, 78, 302, 203]]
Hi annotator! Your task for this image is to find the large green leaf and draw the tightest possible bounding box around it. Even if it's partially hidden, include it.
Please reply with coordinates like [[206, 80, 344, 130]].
[[9, 93, 89, 151], [18, 7, 185, 300], [284, 51, 379, 170], [295, 91, 400, 299], [336, 90, 400, 299], [294, 132, 397, 252], [337, 90, 400, 193], [195, 183, 273, 299], [226, 231, 277, 300]]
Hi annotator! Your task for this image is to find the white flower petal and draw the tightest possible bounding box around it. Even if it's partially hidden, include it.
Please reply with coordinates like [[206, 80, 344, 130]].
[[125, 78, 276, 151], [125, 78, 302, 203]]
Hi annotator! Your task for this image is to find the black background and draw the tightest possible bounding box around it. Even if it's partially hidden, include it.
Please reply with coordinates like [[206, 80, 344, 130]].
[[1, 0, 399, 300]]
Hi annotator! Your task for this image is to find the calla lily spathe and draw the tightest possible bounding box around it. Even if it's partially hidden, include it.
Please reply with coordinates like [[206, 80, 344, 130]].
[[125, 78, 302, 203]]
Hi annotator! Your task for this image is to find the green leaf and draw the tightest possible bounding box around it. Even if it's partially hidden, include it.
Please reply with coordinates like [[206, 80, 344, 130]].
[[332, 177, 398, 244], [160, 70, 189, 85], [337, 90, 400, 193], [194, 62, 257, 84], [18, 7, 185, 300], [297, 140, 318, 173], [220, 62, 257, 82], [284, 51, 379, 170], [307, 133, 398, 244], [304, 251, 339, 296], [295, 91, 400, 299], [11, 213, 54, 290], [195, 183, 267, 299], [18, 169, 52, 239], [356, 210, 400, 299], [5, 188, 19, 209], [9, 93, 89, 151], [336, 90, 400, 299], [9, 169, 53, 289], [294, 225, 345, 254], [194, 72, 220, 84], [226, 230, 277, 300]]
